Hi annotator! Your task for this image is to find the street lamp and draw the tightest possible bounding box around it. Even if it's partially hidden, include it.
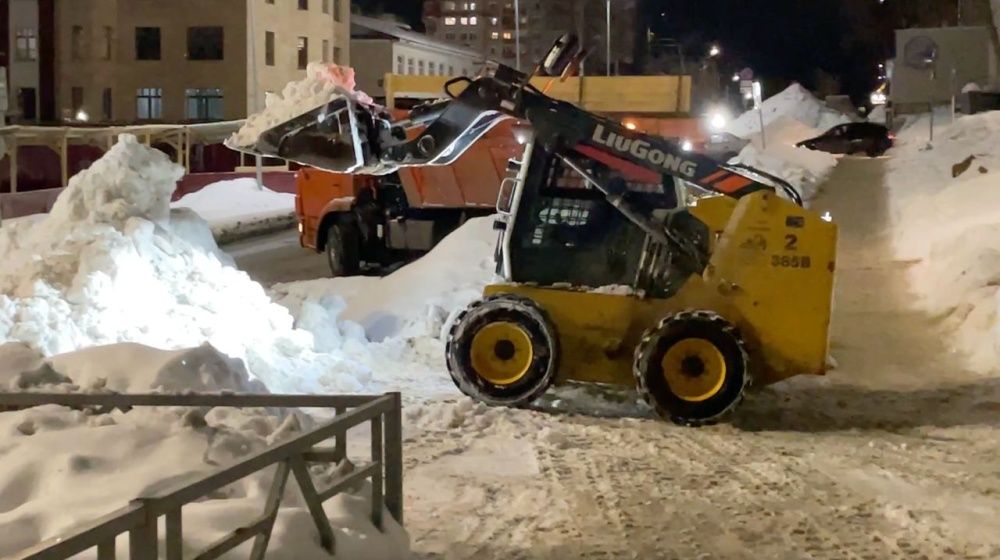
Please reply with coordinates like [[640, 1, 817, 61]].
[[708, 44, 721, 57]]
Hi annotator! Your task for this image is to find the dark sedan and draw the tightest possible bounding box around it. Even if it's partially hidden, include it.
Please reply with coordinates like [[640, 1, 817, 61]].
[[796, 122, 894, 157]]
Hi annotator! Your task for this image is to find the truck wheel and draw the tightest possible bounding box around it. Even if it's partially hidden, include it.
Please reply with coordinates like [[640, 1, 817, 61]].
[[633, 311, 750, 426], [446, 294, 559, 407], [326, 221, 360, 277]]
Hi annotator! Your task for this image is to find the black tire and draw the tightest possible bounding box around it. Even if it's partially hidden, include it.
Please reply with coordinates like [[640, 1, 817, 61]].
[[446, 294, 559, 407], [633, 311, 750, 426], [326, 221, 360, 277]]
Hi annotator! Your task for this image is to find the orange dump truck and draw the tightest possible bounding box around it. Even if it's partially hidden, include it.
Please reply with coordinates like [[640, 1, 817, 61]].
[[296, 120, 521, 275]]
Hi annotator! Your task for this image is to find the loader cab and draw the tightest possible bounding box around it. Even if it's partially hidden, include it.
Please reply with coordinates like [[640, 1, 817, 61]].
[[497, 140, 693, 291]]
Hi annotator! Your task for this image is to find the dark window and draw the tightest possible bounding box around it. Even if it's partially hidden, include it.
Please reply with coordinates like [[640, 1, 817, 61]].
[[186, 88, 224, 120], [298, 0, 308, 9], [333, 46, 342, 64], [19, 88, 37, 120], [102, 88, 112, 120], [136, 88, 162, 120], [322, 39, 330, 62], [297, 37, 308, 69], [187, 27, 224, 60], [333, 0, 342, 21], [135, 27, 161, 60], [71, 87, 84, 112], [322, 0, 329, 13], [265, 31, 275, 66], [265, 0, 273, 3], [71, 26, 84, 60], [102, 26, 113, 60]]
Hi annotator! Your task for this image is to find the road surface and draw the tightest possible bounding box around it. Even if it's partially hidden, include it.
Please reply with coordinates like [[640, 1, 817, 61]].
[[224, 228, 329, 286], [399, 157, 1000, 559]]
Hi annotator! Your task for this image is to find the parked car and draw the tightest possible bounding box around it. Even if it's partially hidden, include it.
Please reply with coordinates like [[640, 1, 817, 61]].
[[796, 122, 894, 157]]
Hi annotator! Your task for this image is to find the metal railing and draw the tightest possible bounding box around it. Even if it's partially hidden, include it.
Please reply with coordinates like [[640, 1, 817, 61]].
[[0, 392, 403, 560]]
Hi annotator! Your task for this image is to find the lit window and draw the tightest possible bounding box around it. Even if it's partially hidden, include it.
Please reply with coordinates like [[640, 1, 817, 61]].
[[491, 32, 499, 39], [470, 2, 477, 8], [185, 88, 224, 120], [490, 17, 498, 25], [15, 29, 37, 61], [470, 16, 478, 25], [444, 17, 457, 25], [502, 31, 512, 39], [136, 87, 163, 120], [460, 17, 468, 25]]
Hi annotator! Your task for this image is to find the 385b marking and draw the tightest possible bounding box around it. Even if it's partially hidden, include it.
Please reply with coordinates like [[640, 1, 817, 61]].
[[771, 255, 812, 269]]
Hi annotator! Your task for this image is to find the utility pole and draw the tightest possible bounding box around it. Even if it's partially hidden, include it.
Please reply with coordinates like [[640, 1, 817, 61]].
[[606, 0, 611, 76], [514, 0, 521, 71]]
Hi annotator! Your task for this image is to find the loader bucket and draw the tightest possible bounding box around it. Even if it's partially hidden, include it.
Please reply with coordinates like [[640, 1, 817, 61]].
[[227, 96, 377, 174]]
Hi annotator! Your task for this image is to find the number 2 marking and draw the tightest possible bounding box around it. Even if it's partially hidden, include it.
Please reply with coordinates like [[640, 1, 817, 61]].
[[785, 234, 798, 251]]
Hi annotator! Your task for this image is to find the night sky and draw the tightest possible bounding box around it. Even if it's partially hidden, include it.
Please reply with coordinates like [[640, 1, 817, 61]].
[[356, 0, 891, 103]]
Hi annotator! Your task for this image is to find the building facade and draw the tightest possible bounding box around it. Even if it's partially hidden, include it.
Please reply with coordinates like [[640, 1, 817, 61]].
[[351, 14, 483, 99], [0, 0, 56, 123], [422, 0, 636, 74], [51, 0, 349, 124]]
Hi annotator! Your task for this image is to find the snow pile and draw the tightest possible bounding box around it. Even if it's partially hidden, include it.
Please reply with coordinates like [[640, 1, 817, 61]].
[[731, 116, 840, 201], [887, 111, 1000, 370], [0, 342, 408, 559], [727, 83, 852, 139], [172, 178, 295, 241], [274, 217, 500, 343], [229, 63, 375, 149], [0, 134, 375, 394]]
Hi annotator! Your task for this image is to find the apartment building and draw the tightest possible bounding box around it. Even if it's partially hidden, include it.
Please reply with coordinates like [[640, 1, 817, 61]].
[[422, 0, 636, 73], [53, 0, 349, 123], [351, 14, 483, 99]]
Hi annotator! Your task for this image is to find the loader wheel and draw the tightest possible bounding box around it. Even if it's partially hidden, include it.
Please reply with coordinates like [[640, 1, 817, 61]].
[[633, 311, 750, 426], [326, 221, 360, 277], [446, 294, 558, 407]]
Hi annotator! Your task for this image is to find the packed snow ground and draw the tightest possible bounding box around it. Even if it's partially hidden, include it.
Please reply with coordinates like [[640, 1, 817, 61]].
[[727, 84, 848, 202], [172, 178, 295, 241]]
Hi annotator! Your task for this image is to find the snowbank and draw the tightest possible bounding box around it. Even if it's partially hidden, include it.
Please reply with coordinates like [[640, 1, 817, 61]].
[[887, 111, 1000, 370], [727, 83, 852, 139], [0, 342, 408, 559], [731, 117, 840, 201], [172, 178, 295, 242], [0, 134, 377, 395], [274, 217, 500, 343]]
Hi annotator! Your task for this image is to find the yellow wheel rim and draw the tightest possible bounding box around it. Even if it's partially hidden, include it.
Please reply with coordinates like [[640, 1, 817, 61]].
[[661, 338, 727, 402], [470, 322, 534, 386]]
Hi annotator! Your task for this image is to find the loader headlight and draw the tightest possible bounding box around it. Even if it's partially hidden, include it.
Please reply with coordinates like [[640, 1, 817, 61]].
[[511, 123, 532, 145], [821, 211, 833, 222], [681, 139, 694, 152]]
